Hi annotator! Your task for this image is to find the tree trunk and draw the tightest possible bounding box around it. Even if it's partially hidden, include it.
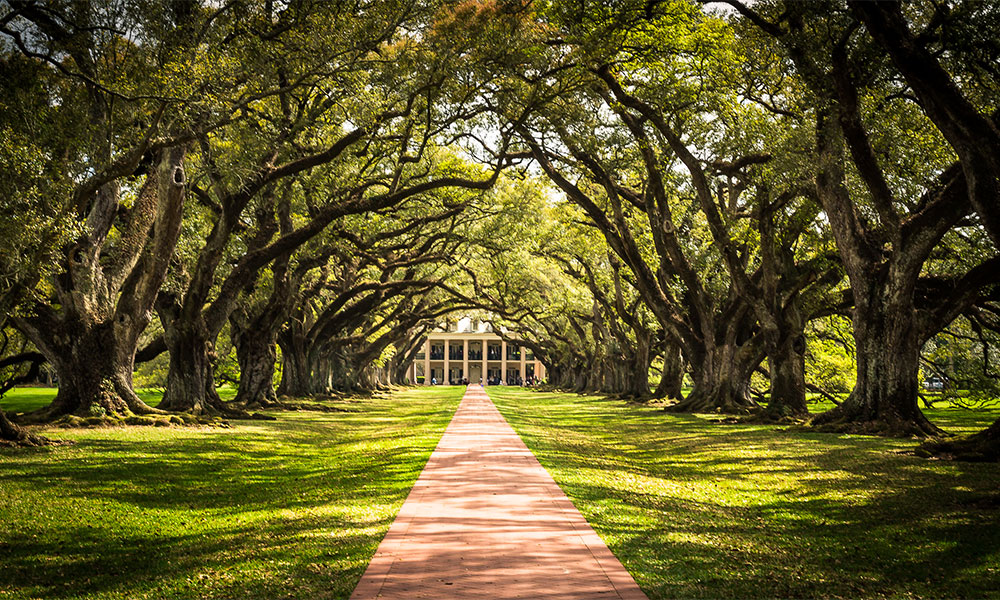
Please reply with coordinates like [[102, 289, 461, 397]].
[[653, 344, 684, 399], [277, 332, 312, 397], [20, 321, 158, 421], [546, 363, 564, 387], [763, 332, 809, 419], [392, 356, 411, 385], [623, 333, 652, 398], [14, 148, 186, 422], [666, 342, 758, 413], [572, 357, 588, 393], [232, 327, 279, 408], [327, 350, 356, 393], [158, 320, 234, 416], [812, 291, 940, 436], [311, 354, 333, 395]]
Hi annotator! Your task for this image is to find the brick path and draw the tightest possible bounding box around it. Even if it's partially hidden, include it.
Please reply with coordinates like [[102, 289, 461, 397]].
[[350, 385, 648, 600]]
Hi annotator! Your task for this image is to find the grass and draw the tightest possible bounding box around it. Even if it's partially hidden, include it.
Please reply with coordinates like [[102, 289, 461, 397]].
[[488, 386, 1000, 600], [0, 386, 240, 414], [0, 385, 464, 600]]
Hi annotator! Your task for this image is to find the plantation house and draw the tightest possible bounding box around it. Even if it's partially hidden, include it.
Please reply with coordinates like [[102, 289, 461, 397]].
[[410, 318, 545, 385]]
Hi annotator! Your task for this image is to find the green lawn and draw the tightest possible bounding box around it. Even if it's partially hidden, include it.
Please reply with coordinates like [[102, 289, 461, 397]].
[[0, 386, 241, 414], [488, 387, 1000, 600], [0, 386, 464, 600]]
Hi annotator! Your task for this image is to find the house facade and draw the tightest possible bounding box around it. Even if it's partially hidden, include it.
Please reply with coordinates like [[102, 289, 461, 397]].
[[409, 322, 545, 385]]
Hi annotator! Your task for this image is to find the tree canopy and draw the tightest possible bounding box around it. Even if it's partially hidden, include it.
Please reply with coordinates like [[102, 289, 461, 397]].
[[2, 0, 999, 460]]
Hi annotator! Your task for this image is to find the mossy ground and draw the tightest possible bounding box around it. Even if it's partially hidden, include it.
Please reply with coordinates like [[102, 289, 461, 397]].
[[0, 386, 463, 600], [489, 387, 1000, 600]]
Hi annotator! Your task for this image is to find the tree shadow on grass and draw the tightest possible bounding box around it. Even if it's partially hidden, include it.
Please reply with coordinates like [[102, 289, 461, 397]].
[[579, 477, 1000, 599], [1, 514, 385, 599]]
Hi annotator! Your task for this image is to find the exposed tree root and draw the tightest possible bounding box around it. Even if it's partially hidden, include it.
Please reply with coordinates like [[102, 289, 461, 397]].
[[0, 415, 68, 448], [915, 420, 1000, 462], [810, 402, 943, 438], [663, 397, 757, 415], [49, 413, 232, 429], [712, 410, 809, 426]]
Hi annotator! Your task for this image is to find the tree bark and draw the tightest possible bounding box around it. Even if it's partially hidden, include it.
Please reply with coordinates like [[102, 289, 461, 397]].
[[622, 331, 652, 398], [763, 332, 809, 419], [232, 325, 279, 408], [391, 330, 427, 385], [157, 316, 231, 415], [277, 327, 312, 397], [311, 354, 333, 394], [42, 322, 157, 419], [653, 344, 684, 399], [667, 337, 759, 414], [812, 286, 940, 436], [326, 349, 358, 394]]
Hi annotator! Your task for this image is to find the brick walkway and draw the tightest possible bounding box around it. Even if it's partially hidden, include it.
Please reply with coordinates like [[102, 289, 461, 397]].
[[350, 385, 648, 600]]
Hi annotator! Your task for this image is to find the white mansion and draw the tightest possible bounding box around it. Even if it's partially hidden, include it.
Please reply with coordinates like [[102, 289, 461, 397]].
[[408, 318, 546, 386]]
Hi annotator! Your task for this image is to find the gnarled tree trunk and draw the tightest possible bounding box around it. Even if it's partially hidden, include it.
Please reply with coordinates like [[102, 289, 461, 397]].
[[763, 331, 809, 419], [327, 349, 358, 394], [157, 315, 231, 415], [232, 325, 279, 408], [15, 148, 186, 421], [622, 332, 652, 398], [761, 303, 810, 419], [653, 343, 684, 400], [812, 288, 939, 436], [667, 338, 760, 414], [40, 321, 156, 419], [277, 325, 312, 397]]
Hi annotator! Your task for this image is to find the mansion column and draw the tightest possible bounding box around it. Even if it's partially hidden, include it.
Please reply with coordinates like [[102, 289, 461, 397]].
[[444, 340, 450, 385], [482, 336, 487, 385], [520, 347, 526, 384], [501, 340, 508, 385], [463, 339, 469, 383], [423, 339, 430, 386]]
